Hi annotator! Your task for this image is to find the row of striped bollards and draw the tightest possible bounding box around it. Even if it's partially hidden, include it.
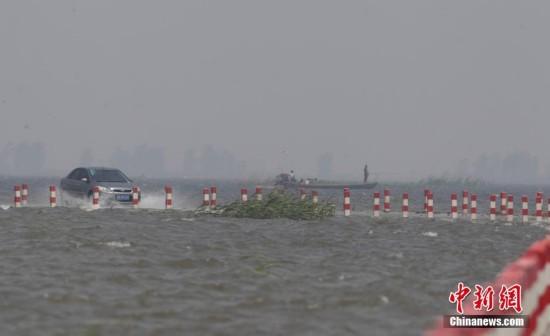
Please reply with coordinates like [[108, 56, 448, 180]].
[[12, 185, 62, 208], [345, 189, 415, 218], [12, 184, 548, 221], [12, 184, 29, 208], [341, 188, 550, 223], [11, 185, 175, 210]]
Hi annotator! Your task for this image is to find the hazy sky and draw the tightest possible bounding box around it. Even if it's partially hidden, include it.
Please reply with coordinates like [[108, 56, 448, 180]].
[[1, 1, 549, 180]]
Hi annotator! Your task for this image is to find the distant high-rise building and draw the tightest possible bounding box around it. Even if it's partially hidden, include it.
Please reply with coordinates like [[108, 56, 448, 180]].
[[317, 152, 333, 179]]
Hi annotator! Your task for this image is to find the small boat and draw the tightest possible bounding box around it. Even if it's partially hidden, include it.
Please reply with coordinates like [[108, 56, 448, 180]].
[[274, 173, 378, 190]]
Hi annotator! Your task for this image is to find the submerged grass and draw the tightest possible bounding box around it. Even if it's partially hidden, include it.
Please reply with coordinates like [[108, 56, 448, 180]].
[[197, 190, 336, 220]]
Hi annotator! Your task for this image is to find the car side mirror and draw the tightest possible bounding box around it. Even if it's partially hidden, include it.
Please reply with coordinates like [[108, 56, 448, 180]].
[[81, 177, 89, 183]]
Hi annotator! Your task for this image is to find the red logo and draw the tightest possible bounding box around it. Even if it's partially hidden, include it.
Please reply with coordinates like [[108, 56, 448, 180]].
[[473, 285, 494, 311], [449, 283, 522, 314], [499, 284, 523, 313], [449, 282, 471, 314]]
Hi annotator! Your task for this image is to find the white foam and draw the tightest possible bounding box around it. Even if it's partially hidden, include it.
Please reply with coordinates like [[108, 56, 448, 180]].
[[422, 231, 438, 237], [0, 205, 9, 210], [102, 241, 131, 248], [389, 252, 404, 259]]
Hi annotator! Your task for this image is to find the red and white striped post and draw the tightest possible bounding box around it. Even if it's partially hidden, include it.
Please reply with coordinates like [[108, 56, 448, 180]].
[[535, 192, 543, 212], [450, 193, 458, 220], [462, 191, 469, 215], [489, 194, 497, 221], [92, 186, 100, 209], [165, 185, 173, 209], [210, 187, 217, 208], [241, 188, 248, 202], [131, 187, 139, 209], [500, 192, 507, 215], [451, 193, 458, 219], [255, 186, 263, 201], [424, 189, 429, 213], [13, 185, 21, 208], [507, 195, 514, 222], [470, 194, 477, 221], [21, 184, 29, 206], [523, 195, 533, 222], [202, 188, 210, 207], [312, 191, 318, 204], [373, 192, 380, 217], [343, 188, 351, 217], [383, 189, 391, 213], [535, 195, 543, 222], [402, 193, 409, 218], [427, 191, 434, 219], [300, 188, 306, 201], [535, 192, 543, 217], [49, 185, 57, 208]]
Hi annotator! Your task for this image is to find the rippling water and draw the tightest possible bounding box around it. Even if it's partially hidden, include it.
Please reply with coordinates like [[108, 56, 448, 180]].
[[0, 177, 548, 335]]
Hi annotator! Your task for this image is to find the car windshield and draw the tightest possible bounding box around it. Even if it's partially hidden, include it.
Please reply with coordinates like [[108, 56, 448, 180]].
[[89, 169, 129, 183]]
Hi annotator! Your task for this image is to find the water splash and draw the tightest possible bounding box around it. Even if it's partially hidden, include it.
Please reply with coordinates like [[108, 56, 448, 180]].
[[138, 192, 169, 209], [139, 191, 196, 210]]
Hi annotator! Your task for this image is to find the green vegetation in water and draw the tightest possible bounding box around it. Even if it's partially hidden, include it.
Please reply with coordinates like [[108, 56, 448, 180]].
[[197, 190, 335, 220]]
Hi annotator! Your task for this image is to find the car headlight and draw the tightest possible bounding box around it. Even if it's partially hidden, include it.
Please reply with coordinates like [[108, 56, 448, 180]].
[[97, 186, 111, 193]]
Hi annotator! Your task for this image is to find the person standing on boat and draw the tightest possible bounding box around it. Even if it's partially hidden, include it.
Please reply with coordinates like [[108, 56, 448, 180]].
[[363, 164, 369, 183], [290, 170, 296, 183]]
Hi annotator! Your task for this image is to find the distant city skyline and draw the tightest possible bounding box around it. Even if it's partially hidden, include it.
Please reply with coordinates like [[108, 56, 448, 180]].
[[1, 140, 549, 184], [1, 1, 549, 182]]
